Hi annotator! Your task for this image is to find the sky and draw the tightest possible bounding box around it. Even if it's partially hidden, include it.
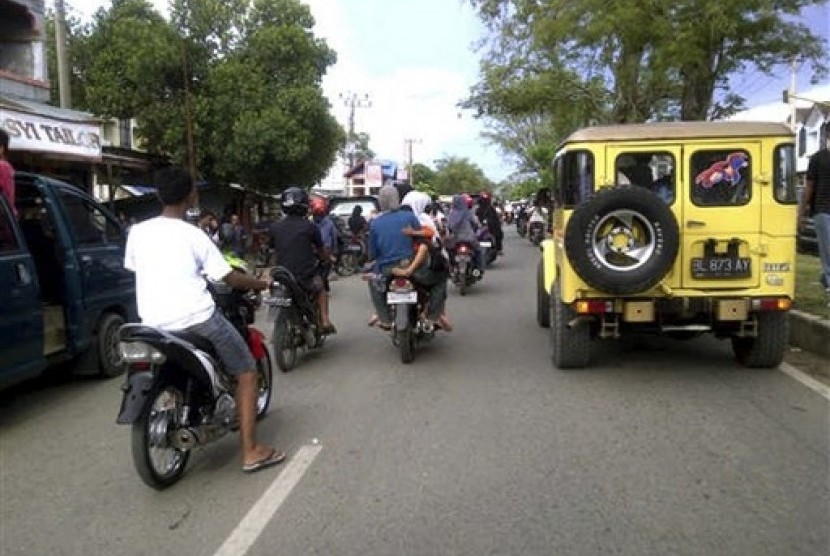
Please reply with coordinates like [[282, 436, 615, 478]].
[[66, 0, 830, 184]]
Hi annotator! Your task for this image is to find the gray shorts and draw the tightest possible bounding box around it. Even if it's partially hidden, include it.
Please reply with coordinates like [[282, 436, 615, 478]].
[[185, 310, 256, 375]]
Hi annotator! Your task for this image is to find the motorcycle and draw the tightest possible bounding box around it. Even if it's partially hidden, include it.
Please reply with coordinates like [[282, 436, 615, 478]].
[[450, 241, 482, 296], [265, 265, 330, 372], [528, 220, 545, 246], [116, 273, 273, 490], [334, 233, 365, 276], [477, 224, 498, 267], [371, 272, 435, 364], [516, 211, 528, 237]]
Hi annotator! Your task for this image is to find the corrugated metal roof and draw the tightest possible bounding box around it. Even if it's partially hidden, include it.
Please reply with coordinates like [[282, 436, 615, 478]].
[[0, 94, 100, 123], [564, 121, 793, 143]]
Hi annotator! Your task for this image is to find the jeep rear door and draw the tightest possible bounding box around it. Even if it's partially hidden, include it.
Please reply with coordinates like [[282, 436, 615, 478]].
[[681, 143, 762, 289]]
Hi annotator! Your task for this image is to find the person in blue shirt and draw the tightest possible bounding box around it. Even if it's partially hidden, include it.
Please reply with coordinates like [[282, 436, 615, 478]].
[[311, 195, 338, 307], [365, 185, 431, 330]]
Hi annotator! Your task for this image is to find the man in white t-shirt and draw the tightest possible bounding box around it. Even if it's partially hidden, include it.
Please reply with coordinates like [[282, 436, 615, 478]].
[[125, 167, 285, 473]]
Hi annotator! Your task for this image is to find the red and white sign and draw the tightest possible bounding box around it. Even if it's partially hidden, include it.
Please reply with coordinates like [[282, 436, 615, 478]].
[[396, 168, 409, 181], [365, 163, 383, 187], [0, 108, 102, 160]]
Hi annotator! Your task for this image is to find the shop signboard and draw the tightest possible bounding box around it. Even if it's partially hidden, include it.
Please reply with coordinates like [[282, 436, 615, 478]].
[[0, 108, 102, 161]]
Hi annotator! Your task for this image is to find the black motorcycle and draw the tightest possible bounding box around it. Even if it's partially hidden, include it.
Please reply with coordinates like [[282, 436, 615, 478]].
[[528, 221, 545, 245], [450, 241, 482, 296], [370, 272, 435, 364], [266, 265, 330, 372], [116, 278, 273, 490], [334, 233, 365, 276], [516, 211, 528, 237]]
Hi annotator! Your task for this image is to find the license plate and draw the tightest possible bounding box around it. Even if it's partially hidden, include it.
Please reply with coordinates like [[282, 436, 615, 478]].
[[479, 241, 492, 248], [347, 244, 362, 252], [456, 255, 470, 262], [264, 296, 292, 307], [691, 257, 751, 279], [387, 291, 417, 304]]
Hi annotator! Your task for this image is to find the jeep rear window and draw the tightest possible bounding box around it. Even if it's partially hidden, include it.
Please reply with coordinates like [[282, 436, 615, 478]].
[[774, 144, 797, 204], [553, 150, 593, 208], [614, 152, 675, 204], [690, 150, 751, 206]]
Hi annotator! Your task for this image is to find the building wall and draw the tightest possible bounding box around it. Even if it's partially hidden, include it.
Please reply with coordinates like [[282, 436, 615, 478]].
[[0, 0, 48, 102]]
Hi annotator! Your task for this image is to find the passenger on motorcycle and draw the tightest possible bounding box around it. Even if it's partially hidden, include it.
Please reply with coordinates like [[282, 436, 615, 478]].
[[475, 191, 504, 255], [269, 188, 337, 335], [366, 185, 446, 331], [348, 205, 368, 236], [124, 167, 284, 473], [311, 195, 338, 289], [399, 191, 452, 330], [447, 194, 484, 274]]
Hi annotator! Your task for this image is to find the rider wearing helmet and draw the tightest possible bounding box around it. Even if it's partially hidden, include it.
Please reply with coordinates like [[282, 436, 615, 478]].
[[269, 187, 336, 334]]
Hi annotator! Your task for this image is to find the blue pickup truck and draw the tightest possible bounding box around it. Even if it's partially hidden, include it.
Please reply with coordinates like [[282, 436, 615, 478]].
[[0, 172, 137, 390]]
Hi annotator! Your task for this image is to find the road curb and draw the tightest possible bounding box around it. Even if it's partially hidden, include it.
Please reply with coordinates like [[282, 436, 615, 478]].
[[789, 309, 830, 358]]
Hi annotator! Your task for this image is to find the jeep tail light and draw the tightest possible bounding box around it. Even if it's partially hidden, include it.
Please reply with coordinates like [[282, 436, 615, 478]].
[[751, 298, 791, 312], [574, 300, 611, 314]]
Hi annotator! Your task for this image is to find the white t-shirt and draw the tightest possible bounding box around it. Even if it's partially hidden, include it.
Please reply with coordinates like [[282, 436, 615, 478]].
[[124, 216, 232, 330]]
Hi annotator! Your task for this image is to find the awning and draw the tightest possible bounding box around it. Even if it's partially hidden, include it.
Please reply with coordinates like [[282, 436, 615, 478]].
[[0, 95, 103, 162]]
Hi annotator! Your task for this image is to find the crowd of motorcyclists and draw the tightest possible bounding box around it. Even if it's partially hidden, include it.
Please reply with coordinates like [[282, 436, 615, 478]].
[[121, 166, 553, 483]]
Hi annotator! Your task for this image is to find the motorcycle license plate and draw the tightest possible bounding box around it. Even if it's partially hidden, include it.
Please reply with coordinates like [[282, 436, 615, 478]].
[[387, 291, 417, 304], [347, 244, 362, 252], [479, 241, 492, 248], [264, 296, 292, 308]]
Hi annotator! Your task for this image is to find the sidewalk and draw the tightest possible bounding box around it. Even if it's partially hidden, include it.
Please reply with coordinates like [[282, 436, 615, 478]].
[[789, 309, 830, 359]]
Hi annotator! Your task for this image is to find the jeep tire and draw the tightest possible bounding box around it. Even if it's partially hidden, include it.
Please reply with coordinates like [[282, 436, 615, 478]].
[[550, 280, 591, 369], [731, 312, 788, 368], [564, 186, 679, 295], [536, 260, 550, 328]]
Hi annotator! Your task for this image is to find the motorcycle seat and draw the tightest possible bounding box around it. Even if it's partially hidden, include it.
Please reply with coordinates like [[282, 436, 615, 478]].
[[170, 330, 220, 359]]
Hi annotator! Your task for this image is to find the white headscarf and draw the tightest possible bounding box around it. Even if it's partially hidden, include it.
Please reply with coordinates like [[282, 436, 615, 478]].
[[401, 191, 437, 234]]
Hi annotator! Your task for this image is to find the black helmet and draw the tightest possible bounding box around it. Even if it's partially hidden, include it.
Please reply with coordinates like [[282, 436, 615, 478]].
[[281, 187, 309, 216]]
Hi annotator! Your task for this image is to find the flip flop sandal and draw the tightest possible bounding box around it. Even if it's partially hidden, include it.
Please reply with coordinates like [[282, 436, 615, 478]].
[[242, 449, 286, 473]]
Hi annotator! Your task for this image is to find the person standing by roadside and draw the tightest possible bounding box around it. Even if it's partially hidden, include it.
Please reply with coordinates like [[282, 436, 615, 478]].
[[802, 139, 830, 302], [0, 129, 16, 217]]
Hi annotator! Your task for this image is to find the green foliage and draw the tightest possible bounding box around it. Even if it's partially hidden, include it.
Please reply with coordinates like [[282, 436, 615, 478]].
[[411, 163, 437, 188], [61, 0, 343, 193], [467, 0, 828, 178], [431, 156, 493, 195]]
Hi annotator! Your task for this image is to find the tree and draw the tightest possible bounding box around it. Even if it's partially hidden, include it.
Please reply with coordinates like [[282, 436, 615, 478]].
[[467, 0, 828, 151], [63, 0, 344, 192], [411, 162, 437, 189], [431, 156, 493, 195]]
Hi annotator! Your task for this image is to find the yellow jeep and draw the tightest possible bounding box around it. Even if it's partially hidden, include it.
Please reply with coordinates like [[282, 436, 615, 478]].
[[537, 121, 797, 368]]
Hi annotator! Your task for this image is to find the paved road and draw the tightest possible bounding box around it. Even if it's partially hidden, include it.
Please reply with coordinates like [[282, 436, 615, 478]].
[[1, 229, 828, 556]]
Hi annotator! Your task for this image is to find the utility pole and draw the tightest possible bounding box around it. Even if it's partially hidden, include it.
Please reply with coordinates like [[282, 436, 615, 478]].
[[404, 138, 422, 184], [339, 92, 371, 168], [55, 0, 72, 108], [789, 58, 798, 132], [181, 39, 197, 179]]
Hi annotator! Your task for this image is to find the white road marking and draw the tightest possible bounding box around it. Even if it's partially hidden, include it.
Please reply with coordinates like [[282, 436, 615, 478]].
[[780, 362, 830, 401], [213, 444, 322, 556]]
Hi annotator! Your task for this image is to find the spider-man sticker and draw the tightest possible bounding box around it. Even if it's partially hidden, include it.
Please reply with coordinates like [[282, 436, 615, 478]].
[[694, 152, 748, 188]]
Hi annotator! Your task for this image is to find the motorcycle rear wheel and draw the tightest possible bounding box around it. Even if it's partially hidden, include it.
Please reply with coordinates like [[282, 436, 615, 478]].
[[131, 384, 190, 490], [335, 253, 358, 276], [256, 349, 273, 419], [273, 312, 298, 372]]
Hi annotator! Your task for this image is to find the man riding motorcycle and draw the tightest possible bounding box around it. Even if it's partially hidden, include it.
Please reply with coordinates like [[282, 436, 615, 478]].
[[124, 166, 283, 473], [475, 191, 504, 255], [269, 188, 336, 335]]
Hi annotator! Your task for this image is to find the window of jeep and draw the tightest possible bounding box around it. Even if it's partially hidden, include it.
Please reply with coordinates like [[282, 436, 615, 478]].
[[690, 150, 751, 206], [773, 144, 797, 204], [57, 188, 123, 245], [553, 150, 594, 208], [614, 152, 675, 204]]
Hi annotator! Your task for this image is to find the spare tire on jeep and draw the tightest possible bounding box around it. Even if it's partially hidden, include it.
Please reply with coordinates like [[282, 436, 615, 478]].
[[564, 186, 679, 295]]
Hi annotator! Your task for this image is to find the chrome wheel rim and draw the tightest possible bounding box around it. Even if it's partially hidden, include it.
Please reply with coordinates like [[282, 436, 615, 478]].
[[590, 209, 656, 272]]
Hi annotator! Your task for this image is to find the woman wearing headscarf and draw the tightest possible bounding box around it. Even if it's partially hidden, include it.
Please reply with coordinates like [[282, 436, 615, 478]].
[[348, 205, 368, 236], [447, 194, 483, 273], [399, 191, 451, 330]]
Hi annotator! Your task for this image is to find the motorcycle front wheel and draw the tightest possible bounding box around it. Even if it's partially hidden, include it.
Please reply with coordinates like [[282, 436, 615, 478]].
[[131, 384, 190, 490], [273, 311, 298, 372]]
